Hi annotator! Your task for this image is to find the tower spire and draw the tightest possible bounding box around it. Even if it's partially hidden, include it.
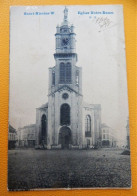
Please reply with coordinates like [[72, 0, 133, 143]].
[[64, 6, 68, 22]]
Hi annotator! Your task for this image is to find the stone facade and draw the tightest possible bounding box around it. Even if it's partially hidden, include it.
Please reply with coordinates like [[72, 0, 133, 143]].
[[17, 124, 36, 147], [8, 125, 17, 149], [35, 7, 102, 149], [83, 103, 102, 148], [101, 123, 117, 147]]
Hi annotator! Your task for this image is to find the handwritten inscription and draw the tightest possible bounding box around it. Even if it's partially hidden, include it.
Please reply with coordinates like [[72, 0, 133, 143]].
[[95, 17, 112, 29]]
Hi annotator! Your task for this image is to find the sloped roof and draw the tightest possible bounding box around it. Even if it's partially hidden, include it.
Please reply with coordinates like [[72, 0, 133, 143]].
[[38, 102, 48, 109], [23, 124, 36, 129], [83, 102, 101, 109], [48, 85, 82, 97], [101, 123, 109, 128], [9, 125, 16, 133]]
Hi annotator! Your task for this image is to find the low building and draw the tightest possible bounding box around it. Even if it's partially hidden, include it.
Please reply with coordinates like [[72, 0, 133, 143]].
[[101, 124, 117, 147], [8, 125, 17, 149], [17, 124, 36, 147]]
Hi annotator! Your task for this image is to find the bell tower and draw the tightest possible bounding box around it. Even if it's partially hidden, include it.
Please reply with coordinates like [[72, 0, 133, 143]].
[[48, 7, 82, 95], [55, 7, 76, 54], [48, 7, 83, 149]]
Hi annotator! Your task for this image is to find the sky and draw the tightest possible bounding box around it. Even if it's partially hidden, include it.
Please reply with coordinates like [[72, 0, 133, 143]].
[[9, 5, 129, 144]]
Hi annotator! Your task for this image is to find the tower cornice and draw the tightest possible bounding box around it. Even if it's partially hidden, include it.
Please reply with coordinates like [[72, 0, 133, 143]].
[[54, 53, 77, 61]]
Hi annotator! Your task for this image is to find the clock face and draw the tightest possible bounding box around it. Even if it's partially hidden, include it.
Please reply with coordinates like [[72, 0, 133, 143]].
[[62, 38, 70, 46]]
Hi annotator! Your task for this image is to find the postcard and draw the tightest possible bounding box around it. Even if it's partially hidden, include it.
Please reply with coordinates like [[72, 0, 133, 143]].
[[8, 5, 131, 190]]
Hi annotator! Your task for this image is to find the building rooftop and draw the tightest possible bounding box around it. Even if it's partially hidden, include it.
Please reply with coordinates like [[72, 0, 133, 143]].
[[83, 102, 101, 109], [9, 124, 16, 133], [101, 123, 110, 128], [19, 124, 36, 130], [38, 102, 48, 109]]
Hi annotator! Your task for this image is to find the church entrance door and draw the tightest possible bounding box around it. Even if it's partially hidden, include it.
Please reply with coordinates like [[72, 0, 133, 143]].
[[59, 126, 71, 149]]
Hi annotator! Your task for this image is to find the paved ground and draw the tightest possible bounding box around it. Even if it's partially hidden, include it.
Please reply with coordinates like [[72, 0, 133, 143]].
[[8, 148, 131, 190]]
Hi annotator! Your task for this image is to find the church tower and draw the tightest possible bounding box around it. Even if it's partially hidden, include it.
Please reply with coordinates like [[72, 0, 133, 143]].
[[48, 7, 83, 149], [36, 7, 101, 149]]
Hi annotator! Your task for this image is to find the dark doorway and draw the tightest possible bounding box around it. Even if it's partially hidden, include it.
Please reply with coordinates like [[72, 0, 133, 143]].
[[41, 115, 47, 145], [102, 140, 110, 147], [59, 126, 71, 149]]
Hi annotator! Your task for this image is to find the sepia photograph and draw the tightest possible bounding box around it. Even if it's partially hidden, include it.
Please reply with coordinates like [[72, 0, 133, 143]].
[[8, 5, 131, 190]]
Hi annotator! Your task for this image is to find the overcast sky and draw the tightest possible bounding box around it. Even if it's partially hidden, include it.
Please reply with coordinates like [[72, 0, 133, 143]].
[[9, 5, 129, 144]]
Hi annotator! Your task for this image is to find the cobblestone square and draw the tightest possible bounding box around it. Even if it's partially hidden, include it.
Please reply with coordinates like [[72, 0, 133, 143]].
[[8, 149, 131, 190]]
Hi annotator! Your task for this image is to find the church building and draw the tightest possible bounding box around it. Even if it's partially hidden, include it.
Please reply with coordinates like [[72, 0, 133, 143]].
[[35, 7, 102, 149]]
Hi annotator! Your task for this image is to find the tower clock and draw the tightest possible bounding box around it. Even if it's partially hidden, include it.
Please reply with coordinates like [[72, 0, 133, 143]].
[[61, 38, 70, 47]]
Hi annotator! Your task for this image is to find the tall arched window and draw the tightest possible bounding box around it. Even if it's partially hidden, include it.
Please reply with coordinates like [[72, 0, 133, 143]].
[[52, 71, 55, 85], [60, 62, 71, 84], [76, 70, 79, 85], [60, 104, 70, 125], [66, 63, 71, 83], [41, 114, 47, 144], [60, 63, 65, 83], [85, 115, 91, 137]]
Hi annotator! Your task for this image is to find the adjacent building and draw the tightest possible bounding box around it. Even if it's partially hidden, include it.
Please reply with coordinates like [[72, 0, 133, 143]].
[[17, 124, 36, 147], [8, 125, 17, 149], [101, 123, 117, 148]]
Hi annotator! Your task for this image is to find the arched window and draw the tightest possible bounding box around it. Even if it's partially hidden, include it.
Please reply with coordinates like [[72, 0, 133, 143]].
[[60, 62, 71, 84], [52, 71, 55, 85], [66, 63, 71, 83], [60, 63, 65, 83], [41, 114, 47, 144], [60, 104, 70, 125], [76, 70, 79, 85], [85, 115, 91, 137]]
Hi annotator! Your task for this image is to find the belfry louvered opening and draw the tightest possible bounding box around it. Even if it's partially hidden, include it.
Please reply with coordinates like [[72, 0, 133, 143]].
[[60, 62, 72, 84]]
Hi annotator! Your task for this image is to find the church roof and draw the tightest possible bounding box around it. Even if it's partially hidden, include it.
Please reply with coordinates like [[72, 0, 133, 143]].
[[49, 85, 82, 96], [9, 124, 16, 133], [83, 102, 101, 109], [38, 102, 48, 109]]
